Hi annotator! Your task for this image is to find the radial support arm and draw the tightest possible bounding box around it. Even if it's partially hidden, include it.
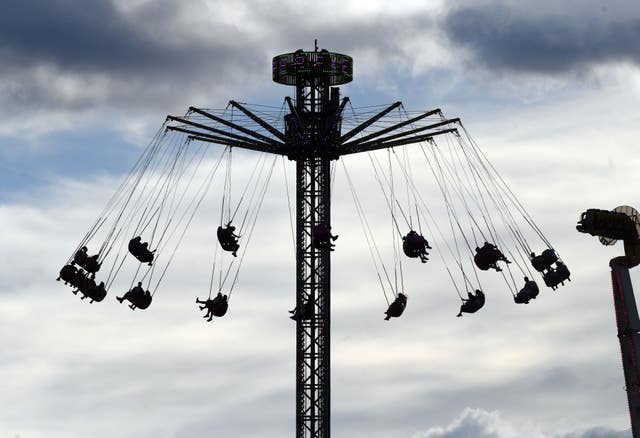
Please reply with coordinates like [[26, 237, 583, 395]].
[[343, 108, 441, 146], [339, 101, 402, 143], [342, 118, 459, 151], [339, 128, 458, 156], [184, 133, 287, 155], [229, 100, 287, 142], [189, 106, 281, 146], [166, 116, 272, 147]]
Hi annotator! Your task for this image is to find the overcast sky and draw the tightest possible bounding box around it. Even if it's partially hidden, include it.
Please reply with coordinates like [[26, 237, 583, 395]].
[[2, 1, 640, 437]]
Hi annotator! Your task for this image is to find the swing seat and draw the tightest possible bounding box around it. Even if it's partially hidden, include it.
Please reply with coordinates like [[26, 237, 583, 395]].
[[131, 292, 152, 309], [220, 239, 240, 252], [313, 238, 334, 251], [460, 300, 483, 313], [133, 250, 154, 264]]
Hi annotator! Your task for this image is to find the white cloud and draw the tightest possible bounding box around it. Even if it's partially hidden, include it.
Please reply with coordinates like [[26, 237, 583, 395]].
[[414, 408, 628, 438]]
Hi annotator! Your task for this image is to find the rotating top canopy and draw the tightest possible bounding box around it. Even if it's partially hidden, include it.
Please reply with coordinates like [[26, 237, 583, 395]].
[[272, 49, 353, 86]]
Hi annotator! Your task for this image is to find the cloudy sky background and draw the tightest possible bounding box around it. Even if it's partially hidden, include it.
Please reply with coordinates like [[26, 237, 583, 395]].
[[2, 0, 640, 437]]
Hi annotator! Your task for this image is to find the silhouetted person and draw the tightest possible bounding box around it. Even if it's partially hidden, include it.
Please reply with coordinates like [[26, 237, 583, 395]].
[[128, 236, 155, 265], [530, 249, 558, 273], [196, 292, 229, 321], [384, 293, 407, 320], [73, 246, 88, 267], [72, 246, 101, 276], [82, 281, 107, 303], [57, 264, 79, 285], [290, 300, 314, 321], [402, 230, 431, 263], [74, 273, 96, 298], [514, 277, 540, 304], [543, 261, 570, 290], [117, 281, 152, 310], [84, 254, 101, 277], [217, 222, 240, 256], [457, 290, 485, 317], [312, 225, 338, 251], [474, 242, 510, 272]]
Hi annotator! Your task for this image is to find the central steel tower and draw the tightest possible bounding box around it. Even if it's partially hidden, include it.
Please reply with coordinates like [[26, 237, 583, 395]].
[[167, 44, 459, 438], [274, 48, 352, 437]]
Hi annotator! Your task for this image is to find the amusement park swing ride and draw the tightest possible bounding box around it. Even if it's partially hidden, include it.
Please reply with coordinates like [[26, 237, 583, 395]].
[[56, 44, 571, 438]]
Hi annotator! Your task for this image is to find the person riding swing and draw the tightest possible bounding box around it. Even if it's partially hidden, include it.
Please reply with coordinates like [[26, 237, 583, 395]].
[[196, 292, 229, 321], [543, 261, 571, 290], [289, 299, 314, 321], [117, 281, 152, 310], [514, 277, 540, 304], [72, 246, 101, 276], [402, 230, 431, 263], [217, 222, 240, 257], [457, 290, 486, 317], [312, 225, 338, 251], [530, 248, 558, 273], [474, 242, 510, 272], [384, 293, 408, 320], [128, 236, 155, 266]]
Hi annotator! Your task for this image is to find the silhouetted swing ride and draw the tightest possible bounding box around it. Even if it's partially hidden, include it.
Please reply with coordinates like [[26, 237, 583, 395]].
[[56, 43, 569, 438]]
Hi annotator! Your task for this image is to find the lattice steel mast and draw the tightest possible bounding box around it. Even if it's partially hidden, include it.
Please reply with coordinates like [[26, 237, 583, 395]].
[[165, 45, 459, 438]]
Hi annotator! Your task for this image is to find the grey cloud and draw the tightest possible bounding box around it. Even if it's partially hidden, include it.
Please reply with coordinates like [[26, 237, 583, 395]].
[[444, 3, 640, 75], [0, 0, 268, 121], [0, 0, 252, 76], [0, 0, 444, 121]]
